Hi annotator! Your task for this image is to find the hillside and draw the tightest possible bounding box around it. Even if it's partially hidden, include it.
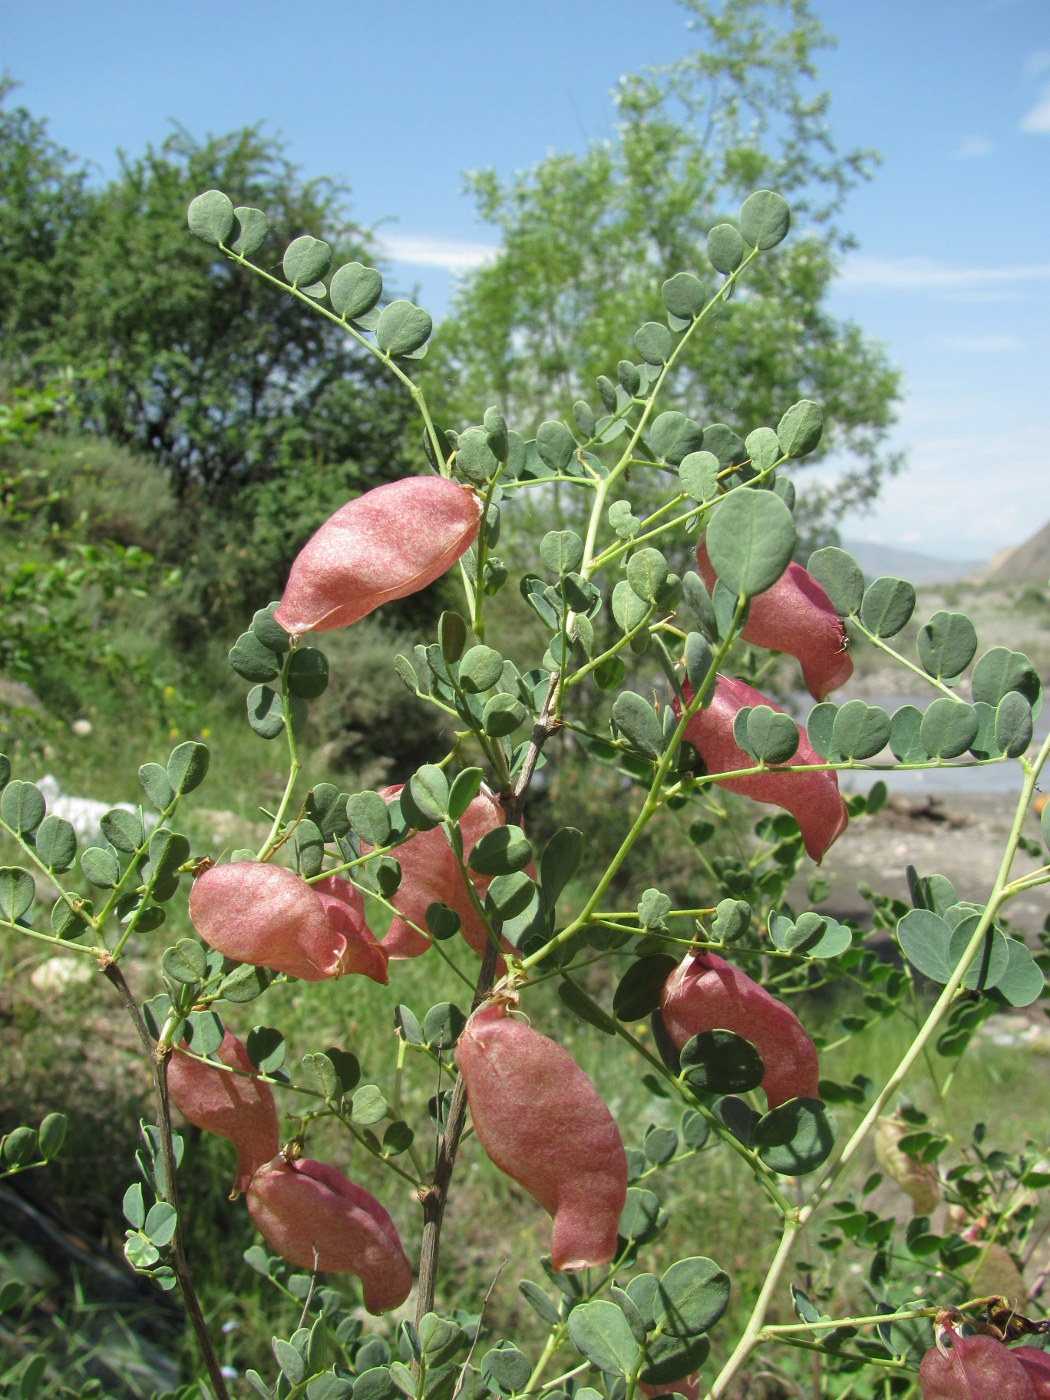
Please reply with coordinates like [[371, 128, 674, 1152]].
[[968, 517, 1050, 585], [841, 539, 982, 585]]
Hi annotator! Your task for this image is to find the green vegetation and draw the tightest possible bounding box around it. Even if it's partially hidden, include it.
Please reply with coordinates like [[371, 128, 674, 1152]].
[[1, 6, 1048, 1400]]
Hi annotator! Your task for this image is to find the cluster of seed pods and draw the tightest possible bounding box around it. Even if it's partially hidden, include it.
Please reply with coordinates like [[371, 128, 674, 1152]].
[[179, 478, 862, 1310], [919, 1328, 1050, 1399], [166, 1031, 412, 1312], [659, 952, 819, 1109]]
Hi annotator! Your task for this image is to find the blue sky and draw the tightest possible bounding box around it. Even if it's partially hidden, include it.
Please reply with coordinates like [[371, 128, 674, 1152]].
[[4, 0, 1048, 560]]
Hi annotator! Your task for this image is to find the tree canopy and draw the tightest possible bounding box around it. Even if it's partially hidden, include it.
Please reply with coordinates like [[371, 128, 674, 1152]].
[[0, 88, 414, 506], [427, 0, 901, 530]]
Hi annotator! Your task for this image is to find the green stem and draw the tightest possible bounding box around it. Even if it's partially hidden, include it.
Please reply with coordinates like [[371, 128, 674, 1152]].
[[219, 242, 445, 467], [702, 725, 1050, 1399], [257, 668, 303, 861], [524, 597, 745, 970]]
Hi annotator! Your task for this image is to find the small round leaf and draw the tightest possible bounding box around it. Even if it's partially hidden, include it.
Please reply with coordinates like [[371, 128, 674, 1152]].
[[330, 262, 383, 319], [705, 490, 797, 598], [376, 300, 433, 356], [661, 271, 706, 318], [860, 577, 916, 638], [708, 222, 746, 272], [635, 322, 673, 365], [283, 235, 332, 287], [739, 190, 791, 250], [187, 190, 234, 246], [776, 400, 823, 458]]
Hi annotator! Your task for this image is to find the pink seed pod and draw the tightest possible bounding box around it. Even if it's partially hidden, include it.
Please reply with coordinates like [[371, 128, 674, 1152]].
[[919, 1332, 1038, 1399], [639, 1377, 701, 1400], [455, 1003, 628, 1270], [274, 477, 482, 637], [660, 952, 819, 1110], [167, 1031, 279, 1193], [189, 861, 348, 981], [696, 539, 852, 701], [364, 784, 509, 960], [246, 1157, 412, 1314], [1013, 1348, 1050, 1399], [676, 676, 848, 863], [189, 856, 350, 980], [312, 875, 389, 984]]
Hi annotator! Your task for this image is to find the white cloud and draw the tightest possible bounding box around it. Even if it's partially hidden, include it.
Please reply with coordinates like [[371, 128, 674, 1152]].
[[937, 333, 1020, 352], [377, 232, 497, 271], [1025, 49, 1050, 76], [954, 134, 992, 158], [818, 421, 1050, 558], [1020, 85, 1050, 132], [838, 254, 1050, 293]]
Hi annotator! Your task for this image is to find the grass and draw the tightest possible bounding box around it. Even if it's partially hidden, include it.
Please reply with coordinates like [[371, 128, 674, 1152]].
[[2, 515, 1048, 1395]]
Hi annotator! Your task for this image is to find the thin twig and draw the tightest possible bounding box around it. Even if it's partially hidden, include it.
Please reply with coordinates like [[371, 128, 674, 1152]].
[[103, 962, 230, 1400]]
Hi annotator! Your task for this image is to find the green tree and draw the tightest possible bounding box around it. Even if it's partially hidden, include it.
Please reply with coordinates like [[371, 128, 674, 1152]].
[[0, 92, 425, 628], [51, 127, 414, 502], [0, 89, 416, 511], [429, 0, 900, 530], [0, 77, 90, 370]]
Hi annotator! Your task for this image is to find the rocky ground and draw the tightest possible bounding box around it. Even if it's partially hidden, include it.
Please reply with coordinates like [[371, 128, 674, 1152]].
[[811, 788, 1047, 938]]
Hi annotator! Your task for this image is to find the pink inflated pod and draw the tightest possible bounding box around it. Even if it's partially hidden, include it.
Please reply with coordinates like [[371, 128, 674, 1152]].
[[361, 786, 452, 959], [1013, 1348, 1050, 1399], [447, 783, 512, 957], [274, 477, 482, 637], [246, 1157, 412, 1314], [919, 1332, 1038, 1399], [189, 861, 349, 981], [167, 1031, 279, 1193], [696, 540, 852, 701], [660, 953, 819, 1109], [362, 784, 510, 961], [676, 677, 848, 863], [639, 1377, 701, 1400], [455, 1003, 628, 1270], [312, 875, 389, 984]]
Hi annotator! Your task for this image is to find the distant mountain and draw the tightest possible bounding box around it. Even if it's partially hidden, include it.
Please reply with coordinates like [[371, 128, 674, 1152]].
[[840, 539, 982, 585], [967, 519, 1050, 586]]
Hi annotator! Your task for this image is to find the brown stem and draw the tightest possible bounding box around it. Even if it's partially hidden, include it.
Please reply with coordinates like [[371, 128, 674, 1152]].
[[507, 672, 561, 821], [415, 939, 501, 1325], [103, 963, 231, 1400], [415, 673, 561, 1325]]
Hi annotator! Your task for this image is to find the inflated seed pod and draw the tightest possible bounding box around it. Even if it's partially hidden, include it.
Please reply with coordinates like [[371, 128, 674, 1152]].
[[312, 875, 388, 984], [246, 1157, 412, 1314], [274, 476, 482, 636], [455, 1003, 628, 1270], [167, 1031, 279, 1192], [1013, 1348, 1050, 1399], [639, 1377, 701, 1400], [660, 952, 819, 1109], [677, 676, 848, 863], [696, 539, 852, 701], [874, 1114, 941, 1216], [189, 861, 349, 981], [919, 1331, 1038, 1399], [364, 784, 507, 960]]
